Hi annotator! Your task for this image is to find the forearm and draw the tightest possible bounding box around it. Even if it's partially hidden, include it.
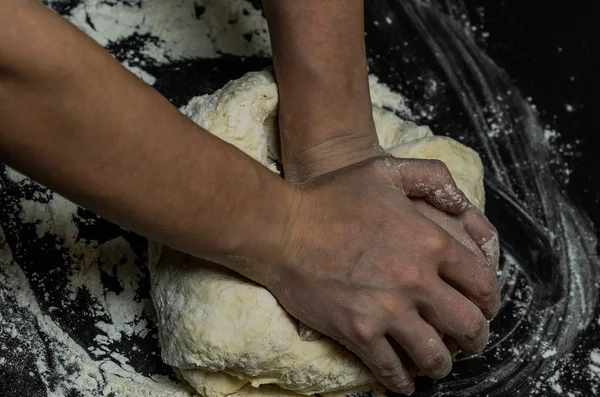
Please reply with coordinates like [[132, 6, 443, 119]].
[[263, 0, 379, 182], [0, 1, 294, 274]]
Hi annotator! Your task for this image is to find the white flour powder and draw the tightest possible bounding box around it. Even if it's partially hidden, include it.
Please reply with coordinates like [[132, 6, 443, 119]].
[[0, 189, 196, 396], [67, 0, 271, 71]]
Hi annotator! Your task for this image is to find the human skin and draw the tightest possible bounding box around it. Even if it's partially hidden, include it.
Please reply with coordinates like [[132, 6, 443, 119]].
[[0, 1, 500, 395], [264, 0, 500, 393]]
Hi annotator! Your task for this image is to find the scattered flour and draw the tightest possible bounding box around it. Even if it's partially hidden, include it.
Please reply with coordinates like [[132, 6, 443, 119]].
[[542, 347, 557, 359], [1, 192, 196, 396], [548, 370, 563, 394], [4, 167, 29, 184], [590, 349, 600, 378], [67, 0, 271, 65], [123, 62, 157, 85]]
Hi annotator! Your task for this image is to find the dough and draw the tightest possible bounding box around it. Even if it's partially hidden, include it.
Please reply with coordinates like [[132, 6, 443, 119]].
[[149, 70, 485, 397]]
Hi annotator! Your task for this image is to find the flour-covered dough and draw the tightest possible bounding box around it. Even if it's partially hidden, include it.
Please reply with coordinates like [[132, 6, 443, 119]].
[[150, 70, 485, 397]]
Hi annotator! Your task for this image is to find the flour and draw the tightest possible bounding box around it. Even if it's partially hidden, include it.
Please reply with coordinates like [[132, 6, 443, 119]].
[[542, 347, 557, 359], [123, 62, 157, 85], [1, 192, 196, 396], [368, 75, 414, 118], [66, 0, 271, 66], [4, 167, 29, 184], [590, 349, 600, 378], [20, 195, 79, 242], [547, 370, 563, 394]]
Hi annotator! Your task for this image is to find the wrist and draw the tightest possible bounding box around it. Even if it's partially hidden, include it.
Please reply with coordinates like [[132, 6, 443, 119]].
[[274, 55, 379, 182], [217, 178, 302, 286], [282, 132, 383, 183], [276, 77, 380, 182]]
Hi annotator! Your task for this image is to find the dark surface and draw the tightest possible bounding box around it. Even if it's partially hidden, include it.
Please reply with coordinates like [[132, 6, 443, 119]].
[[1, 1, 599, 396], [364, 1, 599, 395], [475, 0, 600, 227]]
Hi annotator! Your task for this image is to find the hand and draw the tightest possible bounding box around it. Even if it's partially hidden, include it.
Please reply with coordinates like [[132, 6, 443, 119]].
[[294, 170, 500, 344], [407, 198, 499, 371], [410, 198, 499, 271], [298, 197, 500, 356], [267, 155, 500, 394]]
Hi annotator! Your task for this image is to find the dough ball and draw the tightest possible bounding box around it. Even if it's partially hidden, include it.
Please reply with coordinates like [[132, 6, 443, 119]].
[[373, 106, 433, 150], [150, 250, 375, 396], [180, 71, 280, 173], [180, 70, 437, 167], [149, 70, 485, 397]]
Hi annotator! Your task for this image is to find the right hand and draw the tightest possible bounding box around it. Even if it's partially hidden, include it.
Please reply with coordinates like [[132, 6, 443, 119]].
[[268, 155, 500, 395]]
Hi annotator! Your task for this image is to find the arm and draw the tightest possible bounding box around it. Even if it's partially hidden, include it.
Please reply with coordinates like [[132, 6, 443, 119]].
[[0, 0, 292, 273], [263, 0, 380, 183], [1, 2, 500, 395], [263, 0, 500, 393]]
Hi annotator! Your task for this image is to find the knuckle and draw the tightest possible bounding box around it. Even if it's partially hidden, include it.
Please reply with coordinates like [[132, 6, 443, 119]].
[[373, 359, 402, 380], [349, 318, 377, 345], [474, 270, 500, 308], [423, 229, 451, 255], [378, 293, 402, 317], [420, 350, 451, 374], [371, 362, 413, 393], [399, 265, 429, 293], [463, 315, 489, 347]]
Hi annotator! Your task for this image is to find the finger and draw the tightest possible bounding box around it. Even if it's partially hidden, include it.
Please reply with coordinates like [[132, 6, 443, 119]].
[[439, 236, 501, 319], [419, 280, 490, 356], [411, 200, 500, 317], [298, 322, 322, 341], [411, 198, 486, 263], [459, 208, 500, 270], [386, 337, 420, 377], [389, 158, 473, 214], [347, 337, 415, 395], [389, 312, 453, 379]]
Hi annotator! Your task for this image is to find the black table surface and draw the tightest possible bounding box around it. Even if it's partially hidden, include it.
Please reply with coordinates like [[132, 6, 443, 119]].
[[1, 1, 599, 396]]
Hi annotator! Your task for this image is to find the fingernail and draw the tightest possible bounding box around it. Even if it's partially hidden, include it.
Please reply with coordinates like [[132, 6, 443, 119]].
[[404, 383, 416, 395]]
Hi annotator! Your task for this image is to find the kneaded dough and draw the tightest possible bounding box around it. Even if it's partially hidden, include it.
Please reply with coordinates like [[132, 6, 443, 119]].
[[150, 70, 485, 397]]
